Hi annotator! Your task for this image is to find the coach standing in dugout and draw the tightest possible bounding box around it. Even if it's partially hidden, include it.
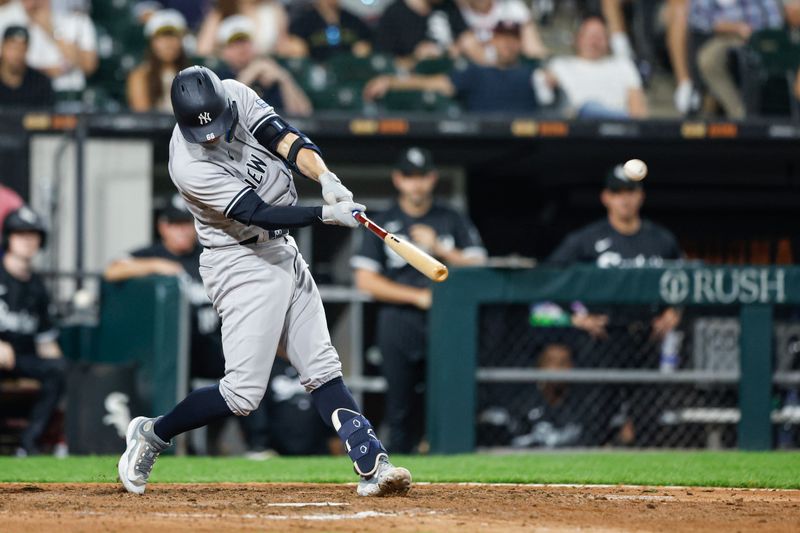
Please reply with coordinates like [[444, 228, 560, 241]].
[[0, 207, 65, 457], [545, 164, 683, 444], [547, 164, 683, 352], [351, 147, 487, 454]]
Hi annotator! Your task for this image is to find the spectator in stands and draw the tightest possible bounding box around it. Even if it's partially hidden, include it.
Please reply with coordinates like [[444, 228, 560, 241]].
[[541, 16, 648, 119], [197, 0, 289, 57], [0, 206, 65, 457], [458, 0, 548, 60], [0, 25, 53, 107], [664, 0, 700, 115], [127, 9, 190, 113], [689, 0, 783, 119], [363, 21, 543, 113], [215, 15, 313, 116], [0, 179, 23, 234], [0, 0, 97, 95], [351, 147, 486, 454], [599, 0, 635, 59], [376, 0, 485, 67], [136, 0, 211, 31], [285, 0, 373, 62]]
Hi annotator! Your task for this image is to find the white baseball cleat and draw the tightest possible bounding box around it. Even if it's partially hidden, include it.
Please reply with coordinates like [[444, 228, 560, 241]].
[[357, 457, 412, 497], [117, 416, 171, 495]]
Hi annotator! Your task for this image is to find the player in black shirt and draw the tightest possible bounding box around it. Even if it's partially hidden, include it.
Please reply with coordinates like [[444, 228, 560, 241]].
[[375, 0, 483, 66], [287, 0, 373, 62], [105, 195, 224, 381], [547, 164, 683, 351], [0, 26, 54, 109], [545, 164, 683, 445], [105, 195, 277, 456], [351, 147, 487, 453], [0, 207, 65, 456]]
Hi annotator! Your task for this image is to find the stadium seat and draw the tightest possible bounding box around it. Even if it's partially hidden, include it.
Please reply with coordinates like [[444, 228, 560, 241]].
[[413, 57, 454, 75], [380, 90, 460, 114], [327, 53, 393, 85], [739, 30, 800, 118]]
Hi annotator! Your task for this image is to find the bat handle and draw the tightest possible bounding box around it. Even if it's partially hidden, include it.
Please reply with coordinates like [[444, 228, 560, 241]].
[[352, 210, 367, 224]]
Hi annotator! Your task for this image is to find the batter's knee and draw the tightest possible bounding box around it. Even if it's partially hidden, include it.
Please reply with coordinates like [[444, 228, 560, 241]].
[[218, 374, 267, 416]]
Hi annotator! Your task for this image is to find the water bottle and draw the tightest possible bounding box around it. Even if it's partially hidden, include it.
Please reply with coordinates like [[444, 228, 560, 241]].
[[660, 331, 684, 372]]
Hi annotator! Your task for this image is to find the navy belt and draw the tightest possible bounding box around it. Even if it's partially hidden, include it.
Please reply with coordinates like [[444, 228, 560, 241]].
[[238, 229, 289, 245]]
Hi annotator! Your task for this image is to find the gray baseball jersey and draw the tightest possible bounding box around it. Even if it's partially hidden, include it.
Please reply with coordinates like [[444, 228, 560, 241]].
[[168, 79, 343, 415], [168, 79, 298, 249]]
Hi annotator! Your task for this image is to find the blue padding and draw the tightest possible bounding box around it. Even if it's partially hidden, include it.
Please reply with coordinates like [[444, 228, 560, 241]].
[[336, 414, 373, 442]]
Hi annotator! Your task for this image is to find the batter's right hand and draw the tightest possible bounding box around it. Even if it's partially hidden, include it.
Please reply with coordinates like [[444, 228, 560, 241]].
[[321, 201, 366, 228]]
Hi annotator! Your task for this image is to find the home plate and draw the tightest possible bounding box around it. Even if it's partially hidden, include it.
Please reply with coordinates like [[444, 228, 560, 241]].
[[267, 502, 350, 508]]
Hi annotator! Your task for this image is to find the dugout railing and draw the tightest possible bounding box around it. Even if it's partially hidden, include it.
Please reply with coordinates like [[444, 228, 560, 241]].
[[428, 265, 800, 453]]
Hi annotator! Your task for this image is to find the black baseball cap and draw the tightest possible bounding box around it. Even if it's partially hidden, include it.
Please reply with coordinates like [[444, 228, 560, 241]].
[[605, 164, 643, 192], [494, 20, 522, 37], [3, 25, 29, 43], [395, 147, 435, 176], [158, 194, 193, 222]]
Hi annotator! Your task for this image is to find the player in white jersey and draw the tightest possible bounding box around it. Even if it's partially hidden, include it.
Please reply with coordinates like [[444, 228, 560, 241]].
[[118, 66, 411, 497]]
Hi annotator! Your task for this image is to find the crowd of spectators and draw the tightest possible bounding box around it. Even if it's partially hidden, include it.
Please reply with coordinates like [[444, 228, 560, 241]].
[[2, 0, 800, 119]]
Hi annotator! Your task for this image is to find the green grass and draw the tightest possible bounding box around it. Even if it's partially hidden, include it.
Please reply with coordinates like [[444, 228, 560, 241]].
[[1, 452, 799, 488]]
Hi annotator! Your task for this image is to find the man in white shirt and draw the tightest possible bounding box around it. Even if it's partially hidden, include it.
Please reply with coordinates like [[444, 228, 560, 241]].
[[542, 16, 648, 119], [0, 0, 97, 93]]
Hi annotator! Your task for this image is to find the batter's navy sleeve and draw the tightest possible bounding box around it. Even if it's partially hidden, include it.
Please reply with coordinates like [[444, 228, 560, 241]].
[[350, 223, 386, 273], [227, 188, 322, 229]]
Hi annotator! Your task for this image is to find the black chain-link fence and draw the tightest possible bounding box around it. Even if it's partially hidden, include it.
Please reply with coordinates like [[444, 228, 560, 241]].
[[475, 304, 800, 449]]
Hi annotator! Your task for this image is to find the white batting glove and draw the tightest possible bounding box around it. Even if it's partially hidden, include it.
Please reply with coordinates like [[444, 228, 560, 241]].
[[321, 201, 366, 228], [319, 171, 353, 206]]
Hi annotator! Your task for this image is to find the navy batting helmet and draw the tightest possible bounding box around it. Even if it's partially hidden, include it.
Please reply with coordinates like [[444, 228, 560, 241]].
[[170, 66, 238, 144], [3, 206, 47, 250]]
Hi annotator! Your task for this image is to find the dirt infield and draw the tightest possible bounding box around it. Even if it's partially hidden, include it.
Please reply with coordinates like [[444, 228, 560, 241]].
[[1, 483, 798, 532]]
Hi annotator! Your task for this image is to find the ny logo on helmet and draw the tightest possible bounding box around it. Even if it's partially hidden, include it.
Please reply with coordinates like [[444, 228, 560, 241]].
[[198, 112, 212, 125]]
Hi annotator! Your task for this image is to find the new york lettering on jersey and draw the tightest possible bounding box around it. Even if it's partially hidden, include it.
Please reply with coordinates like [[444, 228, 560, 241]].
[[168, 80, 298, 248]]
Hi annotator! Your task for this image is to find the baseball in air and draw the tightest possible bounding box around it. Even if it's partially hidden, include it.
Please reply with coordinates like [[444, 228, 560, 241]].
[[623, 159, 648, 181]]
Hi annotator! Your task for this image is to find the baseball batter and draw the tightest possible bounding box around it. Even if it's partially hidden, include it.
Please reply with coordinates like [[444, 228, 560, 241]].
[[118, 66, 411, 497]]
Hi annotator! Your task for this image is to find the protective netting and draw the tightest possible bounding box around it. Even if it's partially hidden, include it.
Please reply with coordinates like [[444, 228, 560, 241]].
[[476, 304, 800, 449]]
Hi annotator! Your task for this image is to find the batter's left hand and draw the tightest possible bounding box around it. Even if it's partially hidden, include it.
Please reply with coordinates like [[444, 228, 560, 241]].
[[321, 201, 366, 228], [319, 171, 353, 205]]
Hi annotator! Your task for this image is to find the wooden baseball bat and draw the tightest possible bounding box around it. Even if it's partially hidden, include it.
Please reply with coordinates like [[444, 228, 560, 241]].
[[352, 211, 449, 282]]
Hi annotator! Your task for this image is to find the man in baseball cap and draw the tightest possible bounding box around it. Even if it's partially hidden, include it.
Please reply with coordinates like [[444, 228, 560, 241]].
[[0, 206, 65, 457], [144, 8, 188, 39], [0, 25, 53, 108], [395, 146, 436, 176], [351, 147, 486, 453], [605, 163, 644, 192], [105, 194, 229, 435]]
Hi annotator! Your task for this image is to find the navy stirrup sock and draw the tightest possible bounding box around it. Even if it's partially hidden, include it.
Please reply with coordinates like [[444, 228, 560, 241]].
[[311, 377, 388, 477], [154, 385, 233, 442]]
